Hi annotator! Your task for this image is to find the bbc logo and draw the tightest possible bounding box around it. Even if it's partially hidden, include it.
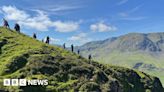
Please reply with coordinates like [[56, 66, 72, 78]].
[[3, 79, 26, 86], [3, 79, 48, 86]]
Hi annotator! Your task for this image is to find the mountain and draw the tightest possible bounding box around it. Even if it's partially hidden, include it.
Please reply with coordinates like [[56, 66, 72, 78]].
[[75, 32, 164, 86], [0, 28, 163, 92]]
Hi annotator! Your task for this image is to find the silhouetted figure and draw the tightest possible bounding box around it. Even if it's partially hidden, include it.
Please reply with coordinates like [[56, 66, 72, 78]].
[[33, 33, 37, 39], [71, 44, 74, 52], [88, 54, 92, 63], [3, 18, 9, 28], [14, 23, 20, 33], [42, 39, 44, 42], [46, 36, 50, 44], [77, 49, 80, 55], [63, 43, 66, 49]]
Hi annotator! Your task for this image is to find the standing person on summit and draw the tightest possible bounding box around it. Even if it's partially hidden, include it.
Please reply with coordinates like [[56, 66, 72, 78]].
[[63, 43, 66, 49], [46, 36, 50, 44], [71, 44, 74, 52], [33, 33, 37, 39], [77, 49, 80, 55], [88, 54, 92, 64], [14, 23, 20, 33], [3, 18, 10, 28]]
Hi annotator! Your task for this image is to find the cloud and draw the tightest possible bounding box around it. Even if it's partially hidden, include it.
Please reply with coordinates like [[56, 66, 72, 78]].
[[50, 37, 61, 44], [118, 5, 146, 21], [0, 6, 79, 32], [118, 5, 142, 17], [19, 10, 53, 31], [53, 21, 79, 32], [90, 22, 117, 32], [68, 33, 92, 44], [2, 6, 29, 21], [46, 5, 82, 12], [29, 1, 85, 15], [33, 5, 83, 15], [120, 17, 146, 21], [117, 0, 128, 5], [128, 5, 142, 13]]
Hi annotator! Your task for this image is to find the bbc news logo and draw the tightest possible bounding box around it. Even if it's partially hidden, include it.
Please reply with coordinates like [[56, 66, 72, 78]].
[[3, 79, 48, 86]]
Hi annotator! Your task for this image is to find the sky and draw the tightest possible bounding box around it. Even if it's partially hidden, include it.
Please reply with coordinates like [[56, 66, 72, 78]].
[[0, 0, 164, 46]]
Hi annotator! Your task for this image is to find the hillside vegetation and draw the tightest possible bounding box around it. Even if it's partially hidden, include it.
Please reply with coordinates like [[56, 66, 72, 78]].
[[0, 27, 163, 92]]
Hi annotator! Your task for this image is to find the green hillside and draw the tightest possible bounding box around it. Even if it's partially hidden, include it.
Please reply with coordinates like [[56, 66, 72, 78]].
[[0, 27, 163, 92], [76, 32, 164, 86]]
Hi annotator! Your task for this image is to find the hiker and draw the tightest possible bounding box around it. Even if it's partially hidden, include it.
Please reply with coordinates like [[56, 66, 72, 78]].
[[3, 18, 10, 28], [71, 44, 74, 52], [33, 33, 37, 39], [14, 23, 20, 33], [77, 49, 80, 55], [63, 43, 66, 49], [88, 54, 92, 63], [46, 36, 50, 44]]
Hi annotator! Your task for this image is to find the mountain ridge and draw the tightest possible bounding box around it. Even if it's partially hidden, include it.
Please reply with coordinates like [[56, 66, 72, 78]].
[[79, 32, 164, 52]]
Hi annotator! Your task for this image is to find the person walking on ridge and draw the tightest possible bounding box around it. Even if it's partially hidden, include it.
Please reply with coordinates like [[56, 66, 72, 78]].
[[3, 18, 10, 28], [14, 23, 20, 33], [33, 33, 37, 39], [71, 44, 74, 52], [46, 36, 50, 44], [78, 49, 80, 55], [63, 43, 66, 49], [88, 54, 92, 64]]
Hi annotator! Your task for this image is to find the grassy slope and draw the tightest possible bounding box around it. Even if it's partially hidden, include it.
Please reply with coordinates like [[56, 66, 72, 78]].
[[97, 51, 164, 85], [80, 44, 164, 86], [0, 27, 163, 92]]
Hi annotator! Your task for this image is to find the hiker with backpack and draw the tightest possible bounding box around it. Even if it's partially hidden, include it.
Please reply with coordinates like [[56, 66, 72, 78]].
[[46, 36, 50, 44], [77, 49, 80, 55], [71, 44, 74, 52], [63, 43, 66, 49], [3, 18, 10, 28], [88, 54, 92, 63], [14, 23, 20, 33], [33, 33, 37, 39]]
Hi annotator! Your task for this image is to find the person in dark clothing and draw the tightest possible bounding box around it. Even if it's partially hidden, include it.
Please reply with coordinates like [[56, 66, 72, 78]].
[[88, 54, 92, 63], [71, 44, 74, 52], [46, 36, 50, 44], [77, 49, 80, 55], [63, 43, 66, 49], [14, 23, 20, 33], [3, 18, 10, 28], [88, 54, 92, 60], [33, 33, 37, 39]]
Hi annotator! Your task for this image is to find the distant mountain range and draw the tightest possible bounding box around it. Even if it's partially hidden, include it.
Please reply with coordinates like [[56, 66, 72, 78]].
[[75, 32, 164, 86]]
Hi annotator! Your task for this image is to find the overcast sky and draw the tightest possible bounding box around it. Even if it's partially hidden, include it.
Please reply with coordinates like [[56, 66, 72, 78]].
[[0, 0, 164, 46]]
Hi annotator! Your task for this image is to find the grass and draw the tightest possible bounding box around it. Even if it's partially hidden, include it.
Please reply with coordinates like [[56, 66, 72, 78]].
[[81, 49, 164, 86]]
